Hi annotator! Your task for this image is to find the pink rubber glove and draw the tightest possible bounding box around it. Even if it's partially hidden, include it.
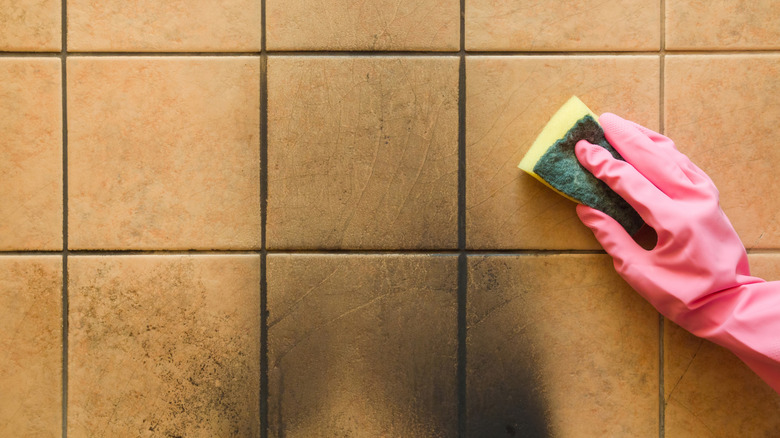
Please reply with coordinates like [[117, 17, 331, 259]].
[[575, 113, 780, 394]]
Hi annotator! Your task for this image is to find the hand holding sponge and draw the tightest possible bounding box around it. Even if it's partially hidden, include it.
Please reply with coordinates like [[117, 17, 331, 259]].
[[518, 96, 644, 235]]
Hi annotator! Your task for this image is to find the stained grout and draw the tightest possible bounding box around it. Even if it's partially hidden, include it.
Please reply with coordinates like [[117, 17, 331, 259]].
[[457, 0, 468, 435], [259, 0, 269, 436], [4, 49, 780, 58], [0, 247, 770, 257], [60, 0, 69, 435], [0, 249, 613, 256]]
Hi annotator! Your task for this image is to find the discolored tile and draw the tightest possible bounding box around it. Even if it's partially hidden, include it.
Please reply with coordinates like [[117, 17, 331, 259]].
[[0, 0, 60, 51], [68, 57, 261, 250], [663, 254, 780, 436], [0, 58, 62, 250], [68, 255, 261, 438], [0, 256, 62, 437], [665, 55, 780, 249], [466, 0, 660, 51], [267, 254, 457, 437], [666, 0, 780, 50], [267, 57, 458, 249], [266, 0, 458, 51], [467, 255, 659, 437], [67, 0, 261, 51], [466, 56, 659, 249]]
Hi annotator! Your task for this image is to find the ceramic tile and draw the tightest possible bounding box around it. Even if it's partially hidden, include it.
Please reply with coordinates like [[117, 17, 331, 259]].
[[266, 0, 458, 51], [67, 0, 261, 51], [666, 0, 780, 50], [0, 58, 62, 250], [466, 56, 659, 249], [665, 55, 780, 249], [0, 0, 60, 51], [0, 256, 61, 437], [466, 0, 660, 51], [68, 255, 261, 437], [467, 255, 659, 436], [267, 57, 458, 249], [67, 57, 261, 250], [267, 254, 457, 437]]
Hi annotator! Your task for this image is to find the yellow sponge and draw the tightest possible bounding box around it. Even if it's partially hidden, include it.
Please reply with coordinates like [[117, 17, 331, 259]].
[[517, 96, 644, 235], [518, 96, 598, 202]]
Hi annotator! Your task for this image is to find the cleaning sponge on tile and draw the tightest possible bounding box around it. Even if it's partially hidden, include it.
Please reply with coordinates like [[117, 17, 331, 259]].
[[518, 96, 644, 235]]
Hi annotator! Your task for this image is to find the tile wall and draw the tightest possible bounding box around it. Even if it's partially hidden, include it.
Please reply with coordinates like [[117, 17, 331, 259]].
[[1, 0, 779, 437]]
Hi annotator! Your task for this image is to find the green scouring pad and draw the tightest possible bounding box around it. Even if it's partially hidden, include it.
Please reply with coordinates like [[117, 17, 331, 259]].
[[518, 96, 644, 235]]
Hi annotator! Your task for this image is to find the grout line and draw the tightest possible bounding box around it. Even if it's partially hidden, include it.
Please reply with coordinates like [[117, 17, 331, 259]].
[[5, 49, 780, 58], [457, 0, 467, 435], [41, 250, 263, 256], [60, 0, 68, 435], [0, 249, 613, 256], [64, 51, 263, 57], [0, 52, 61, 57], [747, 249, 780, 254], [659, 1, 666, 436], [259, 0, 269, 436]]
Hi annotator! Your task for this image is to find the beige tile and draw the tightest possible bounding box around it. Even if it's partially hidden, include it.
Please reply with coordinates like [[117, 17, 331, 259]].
[[0, 0, 60, 51], [68, 255, 260, 437], [267, 254, 457, 437], [665, 55, 780, 249], [266, 0, 458, 51], [467, 255, 659, 436], [67, 57, 261, 250], [67, 0, 261, 51], [466, 0, 660, 51], [267, 57, 458, 249], [0, 58, 62, 250], [466, 56, 659, 249], [0, 256, 61, 437], [663, 254, 780, 437], [666, 0, 780, 50]]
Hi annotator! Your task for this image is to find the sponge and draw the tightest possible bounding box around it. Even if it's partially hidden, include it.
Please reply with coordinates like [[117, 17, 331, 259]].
[[518, 96, 644, 235]]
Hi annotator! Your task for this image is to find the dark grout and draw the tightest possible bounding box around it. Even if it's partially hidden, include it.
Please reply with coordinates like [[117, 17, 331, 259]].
[[60, 0, 69, 436], [259, 1, 269, 437], [457, 0, 467, 435], [4, 49, 780, 59], [0, 249, 614, 256]]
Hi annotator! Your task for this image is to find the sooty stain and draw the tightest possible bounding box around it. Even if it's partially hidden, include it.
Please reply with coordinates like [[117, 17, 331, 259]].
[[468, 263, 552, 438]]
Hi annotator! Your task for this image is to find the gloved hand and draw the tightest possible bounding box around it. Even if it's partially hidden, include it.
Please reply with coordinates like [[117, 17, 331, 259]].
[[575, 113, 780, 394]]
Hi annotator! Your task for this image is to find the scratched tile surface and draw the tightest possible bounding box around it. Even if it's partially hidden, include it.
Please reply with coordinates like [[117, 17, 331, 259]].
[[466, 0, 660, 51], [266, 0, 459, 51], [267, 56, 459, 249], [267, 254, 458, 437], [68, 255, 261, 437], [666, 0, 780, 50], [467, 255, 659, 436], [0, 256, 62, 437]]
